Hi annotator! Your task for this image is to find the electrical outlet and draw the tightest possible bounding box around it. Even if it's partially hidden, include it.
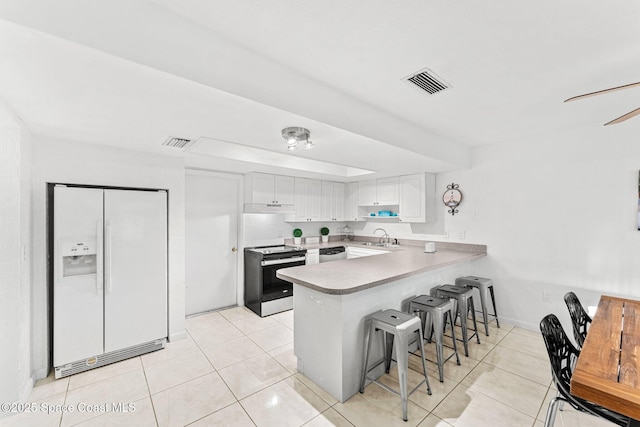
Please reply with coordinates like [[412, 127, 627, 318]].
[[542, 290, 552, 303], [472, 211, 479, 219], [458, 230, 465, 240]]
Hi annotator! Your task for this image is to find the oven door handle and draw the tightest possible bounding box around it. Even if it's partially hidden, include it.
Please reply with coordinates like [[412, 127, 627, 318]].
[[261, 256, 306, 266]]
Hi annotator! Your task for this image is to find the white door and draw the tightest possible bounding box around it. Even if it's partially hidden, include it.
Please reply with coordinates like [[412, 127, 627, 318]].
[[103, 189, 168, 352], [53, 186, 104, 366], [185, 172, 239, 315]]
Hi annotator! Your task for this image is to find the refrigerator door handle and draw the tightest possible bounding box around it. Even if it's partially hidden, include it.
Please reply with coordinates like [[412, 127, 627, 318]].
[[105, 220, 112, 294], [96, 220, 104, 294]]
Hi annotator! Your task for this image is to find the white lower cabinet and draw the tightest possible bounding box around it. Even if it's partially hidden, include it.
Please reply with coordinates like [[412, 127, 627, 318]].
[[306, 249, 319, 265]]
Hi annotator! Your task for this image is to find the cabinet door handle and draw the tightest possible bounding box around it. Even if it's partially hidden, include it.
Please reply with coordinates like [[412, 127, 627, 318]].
[[232, 247, 237, 252]]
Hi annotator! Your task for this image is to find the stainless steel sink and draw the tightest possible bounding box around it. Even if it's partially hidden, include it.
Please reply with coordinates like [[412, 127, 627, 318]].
[[358, 242, 398, 248]]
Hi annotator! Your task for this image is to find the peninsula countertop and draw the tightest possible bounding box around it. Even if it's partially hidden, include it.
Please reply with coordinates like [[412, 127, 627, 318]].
[[276, 242, 486, 295]]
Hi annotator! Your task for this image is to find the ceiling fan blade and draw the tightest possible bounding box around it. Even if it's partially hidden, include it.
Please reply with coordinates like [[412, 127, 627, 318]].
[[604, 108, 640, 126], [565, 81, 640, 102]]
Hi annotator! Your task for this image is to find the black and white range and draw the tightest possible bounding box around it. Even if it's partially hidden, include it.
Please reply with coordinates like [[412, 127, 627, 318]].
[[244, 245, 307, 317]]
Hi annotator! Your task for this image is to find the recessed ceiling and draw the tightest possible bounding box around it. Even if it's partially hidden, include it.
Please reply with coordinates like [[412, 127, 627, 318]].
[[0, 0, 639, 179]]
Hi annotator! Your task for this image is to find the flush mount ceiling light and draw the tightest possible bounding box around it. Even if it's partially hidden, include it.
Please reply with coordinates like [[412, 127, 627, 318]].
[[282, 127, 313, 151]]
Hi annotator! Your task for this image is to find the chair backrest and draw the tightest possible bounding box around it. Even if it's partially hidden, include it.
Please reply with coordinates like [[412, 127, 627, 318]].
[[539, 314, 579, 402], [564, 292, 592, 348], [539, 314, 629, 426]]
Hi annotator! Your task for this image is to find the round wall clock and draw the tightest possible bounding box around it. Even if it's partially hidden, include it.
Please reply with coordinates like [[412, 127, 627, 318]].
[[442, 183, 462, 215]]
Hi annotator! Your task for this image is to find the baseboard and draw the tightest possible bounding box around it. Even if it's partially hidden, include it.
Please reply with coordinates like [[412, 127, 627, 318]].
[[33, 367, 50, 382], [169, 330, 187, 342], [20, 375, 34, 402], [499, 316, 538, 333]]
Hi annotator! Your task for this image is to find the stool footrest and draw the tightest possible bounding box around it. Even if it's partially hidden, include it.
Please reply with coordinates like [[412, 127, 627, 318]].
[[366, 377, 431, 399]]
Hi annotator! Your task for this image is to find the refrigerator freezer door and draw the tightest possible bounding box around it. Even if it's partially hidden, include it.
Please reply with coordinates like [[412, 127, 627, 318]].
[[103, 190, 168, 352], [53, 186, 104, 366]]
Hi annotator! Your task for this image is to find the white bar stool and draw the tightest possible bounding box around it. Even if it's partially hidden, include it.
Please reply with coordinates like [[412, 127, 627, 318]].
[[359, 309, 432, 421]]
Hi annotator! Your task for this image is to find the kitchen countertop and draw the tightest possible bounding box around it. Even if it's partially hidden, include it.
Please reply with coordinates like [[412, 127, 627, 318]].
[[277, 242, 486, 295]]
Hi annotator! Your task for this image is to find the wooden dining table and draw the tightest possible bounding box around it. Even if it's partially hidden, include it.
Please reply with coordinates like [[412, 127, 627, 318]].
[[571, 295, 640, 427]]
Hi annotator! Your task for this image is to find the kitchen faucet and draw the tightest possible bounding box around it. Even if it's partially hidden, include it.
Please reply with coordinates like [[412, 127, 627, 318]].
[[373, 228, 390, 244]]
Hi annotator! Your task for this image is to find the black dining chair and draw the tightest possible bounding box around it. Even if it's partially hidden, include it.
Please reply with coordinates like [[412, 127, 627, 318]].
[[539, 314, 629, 427], [563, 292, 592, 349]]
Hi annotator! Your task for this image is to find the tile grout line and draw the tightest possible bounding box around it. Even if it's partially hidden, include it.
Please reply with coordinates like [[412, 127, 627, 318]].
[[140, 356, 160, 427], [440, 328, 548, 424]]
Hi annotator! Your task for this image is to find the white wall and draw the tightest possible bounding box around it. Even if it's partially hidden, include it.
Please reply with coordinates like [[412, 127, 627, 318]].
[[30, 137, 186, 380], [0, 100, 32, 419], [435, 127, 640, 331]]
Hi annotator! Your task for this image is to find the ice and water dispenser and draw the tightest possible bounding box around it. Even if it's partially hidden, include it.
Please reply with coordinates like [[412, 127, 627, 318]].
[[59, 240, 97, 279]]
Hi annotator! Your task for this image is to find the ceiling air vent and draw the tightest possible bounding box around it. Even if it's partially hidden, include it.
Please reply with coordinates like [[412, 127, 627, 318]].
[[405, 68, 451, 95], [162, 136, 193, 150]]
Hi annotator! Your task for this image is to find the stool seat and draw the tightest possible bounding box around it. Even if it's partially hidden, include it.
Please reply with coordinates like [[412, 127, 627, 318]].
[[431, 285, 481, 357], [455, 276, 500, 336], [360, 309, 432, 421], [409, 295, 460, 382]]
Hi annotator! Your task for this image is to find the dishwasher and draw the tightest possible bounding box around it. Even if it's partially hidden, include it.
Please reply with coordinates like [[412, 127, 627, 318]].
[[319, 246, 346, 263]]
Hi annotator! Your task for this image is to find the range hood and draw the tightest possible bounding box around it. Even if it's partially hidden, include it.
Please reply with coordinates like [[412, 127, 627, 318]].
[[244, 203, 295, 214]]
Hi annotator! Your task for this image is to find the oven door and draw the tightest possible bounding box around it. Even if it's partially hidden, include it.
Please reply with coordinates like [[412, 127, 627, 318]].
[[260, 256, 306, 302]]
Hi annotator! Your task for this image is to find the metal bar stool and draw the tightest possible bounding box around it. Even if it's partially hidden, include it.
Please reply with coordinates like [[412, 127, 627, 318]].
[[409, 295, 460, 382], [359, 309, 432, 421], [455, 276, 500, 336], [431, 284, 480, 356]]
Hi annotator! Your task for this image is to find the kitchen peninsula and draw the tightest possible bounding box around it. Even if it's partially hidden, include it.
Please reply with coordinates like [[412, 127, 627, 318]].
[[277, 241, 486, 402]]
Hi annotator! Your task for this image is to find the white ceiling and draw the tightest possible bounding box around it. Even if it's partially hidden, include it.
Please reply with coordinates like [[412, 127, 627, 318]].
[[1, 0, 639, 180]]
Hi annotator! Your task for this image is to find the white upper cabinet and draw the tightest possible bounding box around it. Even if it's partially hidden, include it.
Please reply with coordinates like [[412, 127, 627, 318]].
[[245, 173, 294, 205], [398, 173, 436, 223], [344, 182, 360, 221], [333, 182, 345, 221], [247, 171, 434, 223], [321, 181, 345, 221], [357, 180, 377, 206], [376, 177, 398, 205], [357, 177, 398, 206], [294, 178, 322, 221], [274, 175, 295, 205]]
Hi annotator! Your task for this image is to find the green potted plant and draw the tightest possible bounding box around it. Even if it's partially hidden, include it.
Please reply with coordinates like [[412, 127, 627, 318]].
[[293, 228, 303, 245], [320, 227, 330, 243]]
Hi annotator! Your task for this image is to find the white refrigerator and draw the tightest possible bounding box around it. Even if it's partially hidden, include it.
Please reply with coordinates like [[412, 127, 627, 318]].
[[52, 185, 168, 378]]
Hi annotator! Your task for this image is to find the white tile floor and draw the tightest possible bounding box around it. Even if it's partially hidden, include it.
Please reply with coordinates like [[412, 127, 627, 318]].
[[0, 307, 617, 427]]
